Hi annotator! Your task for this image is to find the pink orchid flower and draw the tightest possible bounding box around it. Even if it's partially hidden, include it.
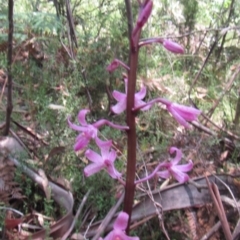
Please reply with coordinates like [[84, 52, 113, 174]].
[[132, 98, 201, 128], [99, 212, 139, 240], [84, 138, 121, 179], [112, 79, 151, 114], [106, 59, 130, 73], [68, 109, 129, 151], [157, 147, 193, 183], [160, 99, 201, 128]]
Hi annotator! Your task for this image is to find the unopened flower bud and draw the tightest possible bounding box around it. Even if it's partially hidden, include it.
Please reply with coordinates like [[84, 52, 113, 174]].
[[163, 39, 184, 54], [137, 0, 153, 28]]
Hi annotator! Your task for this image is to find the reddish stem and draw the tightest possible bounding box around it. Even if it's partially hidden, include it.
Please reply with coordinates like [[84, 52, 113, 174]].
[[123, 30, 142, 236]]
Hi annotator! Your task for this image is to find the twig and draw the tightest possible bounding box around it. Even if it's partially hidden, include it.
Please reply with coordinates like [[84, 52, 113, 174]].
[[61, 189, 91, 240], [206, 64, 240, 119], [0, 207, 23, 216], [205, 176, 232, 240], [200, 208, 236, 240], [232, 218, 240, 240], [214, 174, 240, 217], [215, 0, 236, 62], [143, 163, 170, 240], [188, 39, 218, 106], [0, 72, 8, 103], [84, 215, 97, 239], [4, 0, 14, 136], [9, 128, 32, 157]]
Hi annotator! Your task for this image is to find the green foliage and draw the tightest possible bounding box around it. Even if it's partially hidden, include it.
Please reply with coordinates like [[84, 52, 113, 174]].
[[180, 0, 198, 30]]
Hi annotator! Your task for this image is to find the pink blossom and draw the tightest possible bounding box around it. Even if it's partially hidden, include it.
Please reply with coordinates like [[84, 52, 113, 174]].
[[68, 109, 129, 151], [132, 98, 201, 128], [99, 212, 139, 240], [160, 99, 201, 128], [84, 138, 121, 179], [112, 79, 151, 114], [106, 59, 130, 73], [157, 147, 193, 183]]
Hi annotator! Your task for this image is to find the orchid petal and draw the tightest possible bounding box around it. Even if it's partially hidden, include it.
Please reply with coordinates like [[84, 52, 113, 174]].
[[175, 161, 193, 172], [111, 99, 127, 114], [169, 147, 182, 165], [156, 170, 170, 179], [84, 162, 104, 177], [77, 109, 89, 126], [167, 105, 190, 127], [105, 162, 122, 179], [68, 117, 87, 132], [107, 149, 117, 163], [85, 149, 103, 163], [74, 136, 90, 151], [96, 137, 112, 149], [112, 80, 151, 114], [171, 104, 201, 121], [170, 167, 190, 183], [101, 145, 112, 159], [103, 212, 139, 240], [135, 86, 147, 99], [84, 138, 120, 179], [158, 98, 201, 127], [112, 90, 126, 102], [114, 212, 129, 230]]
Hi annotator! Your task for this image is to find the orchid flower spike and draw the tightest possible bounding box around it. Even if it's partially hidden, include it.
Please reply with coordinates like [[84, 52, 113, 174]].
[[112, 78, 151, 114], [106, 59, 130, 73], [84, 138, 121, 179], [99, 212, 139, 240], [157, 147, 193, 183], [68, 109, 129, 151]]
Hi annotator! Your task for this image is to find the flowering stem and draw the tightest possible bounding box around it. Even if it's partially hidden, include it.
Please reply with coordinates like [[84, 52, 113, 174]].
[[123, 50, 139, 233], [123, 8, 141, 235]]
